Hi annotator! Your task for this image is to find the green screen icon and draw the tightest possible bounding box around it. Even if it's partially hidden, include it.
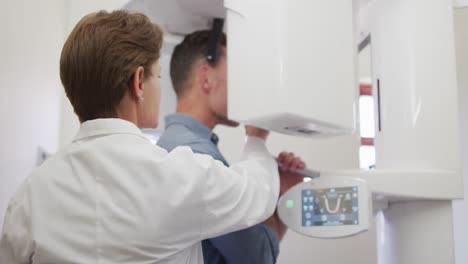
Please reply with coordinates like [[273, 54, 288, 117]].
[[286, 199, 294, 209]]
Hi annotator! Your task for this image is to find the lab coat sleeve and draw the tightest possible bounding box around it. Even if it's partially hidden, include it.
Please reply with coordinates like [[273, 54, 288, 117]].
[[196, 136, 280, 240], [0, 182, 34, 263]]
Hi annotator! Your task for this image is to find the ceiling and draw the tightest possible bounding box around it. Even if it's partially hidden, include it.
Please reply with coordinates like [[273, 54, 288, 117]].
[[124, 0, 224, 35]]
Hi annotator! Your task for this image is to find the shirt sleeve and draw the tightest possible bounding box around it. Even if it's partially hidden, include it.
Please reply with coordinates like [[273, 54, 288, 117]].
[[208, 223, 280, 264], [0, 181, 34, 263], [197, 136, 280, 240]]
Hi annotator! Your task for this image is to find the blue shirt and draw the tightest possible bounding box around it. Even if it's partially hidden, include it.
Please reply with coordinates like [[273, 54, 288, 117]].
[[157, 113, 280, 264]]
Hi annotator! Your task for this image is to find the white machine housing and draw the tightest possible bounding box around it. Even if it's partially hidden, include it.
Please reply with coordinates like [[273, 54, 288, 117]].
[[278, 177, 371, 239], [225, 0, 357, 137], [125, 0, 357, 137]]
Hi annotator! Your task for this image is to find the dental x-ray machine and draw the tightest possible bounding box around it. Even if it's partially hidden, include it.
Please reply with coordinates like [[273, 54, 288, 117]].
[[124, 0, 464, 263]]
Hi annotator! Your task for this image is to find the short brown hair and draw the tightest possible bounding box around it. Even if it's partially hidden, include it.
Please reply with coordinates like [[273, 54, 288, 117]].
[[170, 30, 226, 97], [60, 10, 163, 122]]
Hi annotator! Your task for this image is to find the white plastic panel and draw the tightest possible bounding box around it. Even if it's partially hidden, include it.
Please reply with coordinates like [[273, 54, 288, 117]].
[[225, 0, 357, 137], [320, 170, 463, 200], [377, 201, 455, 264], [353, 2, 463, 263], [368, 0, 461, 171], [124, 0, 217, 35]]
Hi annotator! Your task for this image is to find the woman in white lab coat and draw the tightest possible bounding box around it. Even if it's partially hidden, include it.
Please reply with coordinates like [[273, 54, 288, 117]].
[[0, 10, 296, 264]]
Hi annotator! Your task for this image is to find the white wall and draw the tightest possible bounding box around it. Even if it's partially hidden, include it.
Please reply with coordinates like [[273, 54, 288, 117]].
[[0, 0, 67, 229], [453, 7, 468, 264]]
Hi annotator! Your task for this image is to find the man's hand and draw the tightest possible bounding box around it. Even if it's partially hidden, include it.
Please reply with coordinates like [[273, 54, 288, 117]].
[[263, 152, 307, 241], [276, 151, 305, 196]]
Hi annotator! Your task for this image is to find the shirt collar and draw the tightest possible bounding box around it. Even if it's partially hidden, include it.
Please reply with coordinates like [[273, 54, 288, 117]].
[[73, 118, 149, 142], [165, 113, 219, 145]]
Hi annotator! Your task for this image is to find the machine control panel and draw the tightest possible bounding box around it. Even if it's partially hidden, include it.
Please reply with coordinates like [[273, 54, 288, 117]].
[[278, 177, 370, 238]]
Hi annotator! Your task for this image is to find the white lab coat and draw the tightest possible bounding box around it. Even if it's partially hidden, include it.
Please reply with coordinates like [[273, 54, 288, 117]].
[[0, 118, 279, 264]]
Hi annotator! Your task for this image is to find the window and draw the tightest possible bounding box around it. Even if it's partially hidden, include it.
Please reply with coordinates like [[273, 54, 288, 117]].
[[358, 40, 376, 170], [359, 82, 376, 169]]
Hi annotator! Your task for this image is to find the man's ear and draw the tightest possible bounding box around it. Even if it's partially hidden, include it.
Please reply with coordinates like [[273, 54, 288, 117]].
[[130, 66, 145, 101], [197, 64, 212, 95]]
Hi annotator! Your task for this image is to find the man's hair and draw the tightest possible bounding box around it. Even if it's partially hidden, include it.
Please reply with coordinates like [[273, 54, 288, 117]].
[[60, 10, 163, 122], [170, 30, 226, 98]]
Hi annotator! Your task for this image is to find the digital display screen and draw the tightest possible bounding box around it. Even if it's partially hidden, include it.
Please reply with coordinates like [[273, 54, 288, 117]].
[[302, 187, 359, 227]]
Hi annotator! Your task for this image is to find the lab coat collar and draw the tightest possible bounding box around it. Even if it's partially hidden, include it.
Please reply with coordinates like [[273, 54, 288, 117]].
[[73, 118, 149, 142]]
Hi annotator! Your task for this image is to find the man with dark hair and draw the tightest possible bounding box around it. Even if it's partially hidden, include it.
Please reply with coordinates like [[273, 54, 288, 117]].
[[158, 30, 305, 263]]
